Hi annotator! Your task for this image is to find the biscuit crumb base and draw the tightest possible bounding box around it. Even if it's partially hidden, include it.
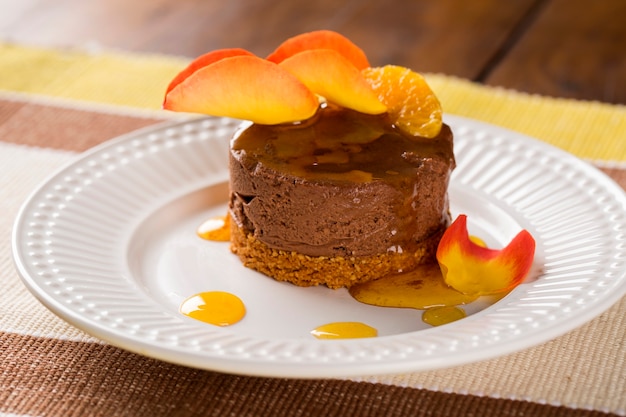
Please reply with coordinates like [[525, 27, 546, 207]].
[[230, 224, 443, 289]]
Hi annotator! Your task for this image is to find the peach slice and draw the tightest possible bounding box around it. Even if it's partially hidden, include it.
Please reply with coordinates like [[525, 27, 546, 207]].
[[436, 215, 536, 295], [165, 48, 254, 95], [163, 55, 319, 125], [267, 30, 370, 70], [279, 49, 387, 115]]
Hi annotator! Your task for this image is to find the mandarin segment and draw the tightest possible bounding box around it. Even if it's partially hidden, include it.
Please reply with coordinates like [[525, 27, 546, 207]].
[[164, 55, 319, 124], [362, 65, 443, 138], [279, 50, 386, 115], [267, 30, 370, 70], [436, 215, 536, 296], [165, 48, 254, 95]]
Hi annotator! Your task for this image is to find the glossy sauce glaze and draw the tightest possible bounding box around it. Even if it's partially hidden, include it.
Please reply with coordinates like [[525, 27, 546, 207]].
[[232, 104, 454, 183]]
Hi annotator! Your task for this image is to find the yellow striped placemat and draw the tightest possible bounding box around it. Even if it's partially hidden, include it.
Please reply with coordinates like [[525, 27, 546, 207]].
[[1, 43, 624, 163]]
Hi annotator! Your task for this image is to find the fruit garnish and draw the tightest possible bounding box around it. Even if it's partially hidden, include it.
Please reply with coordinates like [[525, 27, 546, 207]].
[[436, 215, 536, 295], [165, 48, 254, 95], [279, 49, 387, 115], [163, 32, 443, 130], [267, 30, 370, 70], [362, 65, 443, 138], [163, 55, 319, 125], [469, 235, 487, 247]]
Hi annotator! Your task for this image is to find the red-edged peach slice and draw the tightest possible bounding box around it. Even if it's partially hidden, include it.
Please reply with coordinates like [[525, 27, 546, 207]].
[[436, 215, 536, 295], [163, 55, 319, 124], [279, 49, 387, 115], [267, 30, 370, 70], [165, 48, 254, 95]]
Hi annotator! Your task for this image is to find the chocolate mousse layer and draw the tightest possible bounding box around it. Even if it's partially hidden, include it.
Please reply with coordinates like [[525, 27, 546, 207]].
[[228, 105, 455, 259]]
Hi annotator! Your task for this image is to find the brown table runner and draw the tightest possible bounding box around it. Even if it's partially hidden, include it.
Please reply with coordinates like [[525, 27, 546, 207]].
[[1, 44, 625, 417]]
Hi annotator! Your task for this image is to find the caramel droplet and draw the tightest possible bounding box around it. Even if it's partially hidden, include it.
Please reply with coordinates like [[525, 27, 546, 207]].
[[180, 291, 245, 326], [311, 322, 378, 339], [422, 306, 466, 326], [197, 214, 231, 241]]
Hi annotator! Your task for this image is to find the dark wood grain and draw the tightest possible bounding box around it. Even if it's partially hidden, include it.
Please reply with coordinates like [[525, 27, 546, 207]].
[[335, 0, 539, 78], [1, 0, 624, 103], [484, 0, 626, 103]]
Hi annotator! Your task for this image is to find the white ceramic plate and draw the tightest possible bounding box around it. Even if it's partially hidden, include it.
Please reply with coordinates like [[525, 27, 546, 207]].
[[13, 115, 626, 378]]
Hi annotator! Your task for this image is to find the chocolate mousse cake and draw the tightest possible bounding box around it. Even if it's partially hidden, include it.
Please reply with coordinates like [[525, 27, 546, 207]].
[[161, 29, 455, 289], [229, 104, 455, 289]]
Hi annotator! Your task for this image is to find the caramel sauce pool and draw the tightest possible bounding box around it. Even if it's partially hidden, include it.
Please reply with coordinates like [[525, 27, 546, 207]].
[[349, 263, 478, 326]]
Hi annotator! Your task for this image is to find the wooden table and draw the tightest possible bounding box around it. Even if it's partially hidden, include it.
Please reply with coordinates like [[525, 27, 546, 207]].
[[2, 0, 624, 104]]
